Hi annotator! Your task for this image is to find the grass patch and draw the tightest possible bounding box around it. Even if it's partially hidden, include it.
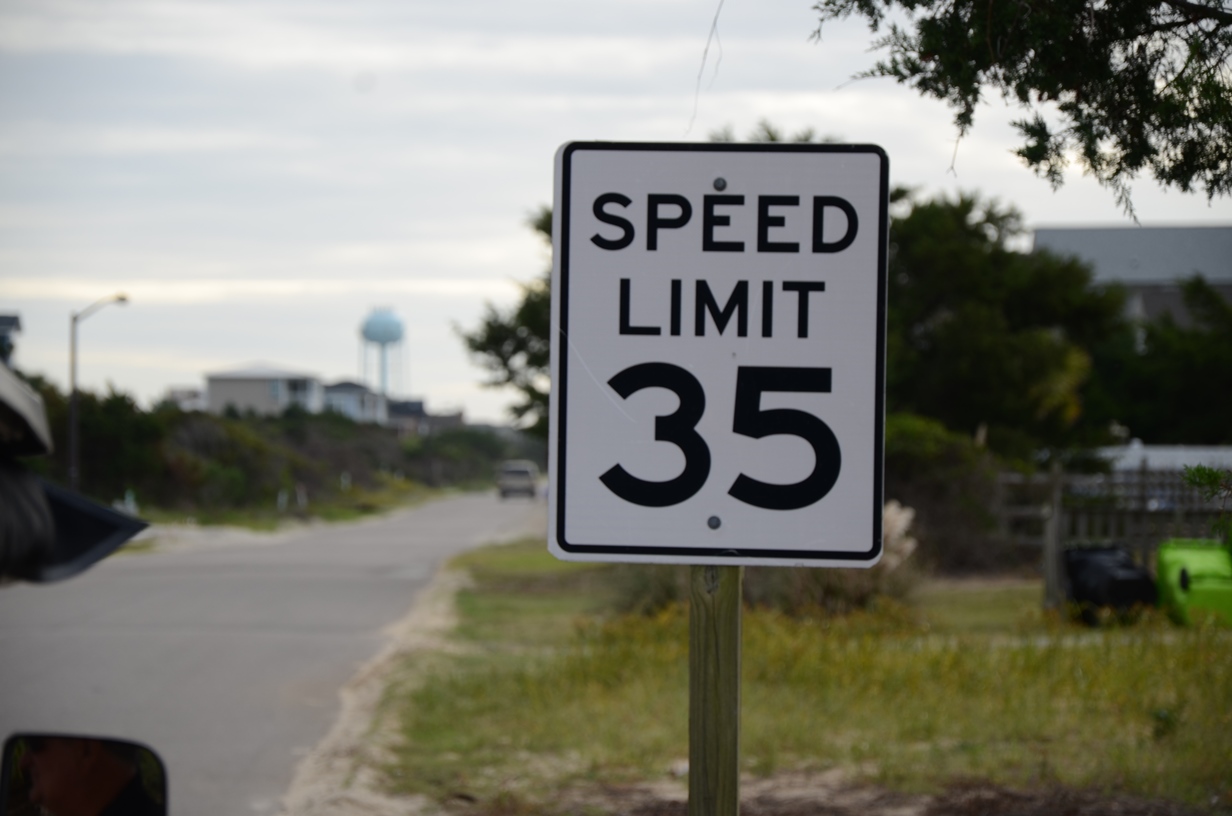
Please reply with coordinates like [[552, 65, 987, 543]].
[[312, 476, 439, 522], [116, 536, 160, 556], [382, 547, 1232, 812], [742, 610, 1230, 799], [915, 579, 1044, 634], [450, 537, 616, 653], [139, 476, 439, 530], [140, 506, 284, 530]]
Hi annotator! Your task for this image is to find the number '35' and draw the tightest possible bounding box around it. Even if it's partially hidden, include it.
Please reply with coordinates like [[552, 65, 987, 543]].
[[598, 363, 841, 510]]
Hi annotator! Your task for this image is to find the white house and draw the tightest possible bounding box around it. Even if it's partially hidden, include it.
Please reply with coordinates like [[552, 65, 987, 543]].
[[205, 364, 324, 416], [323, 380, 387, 424]]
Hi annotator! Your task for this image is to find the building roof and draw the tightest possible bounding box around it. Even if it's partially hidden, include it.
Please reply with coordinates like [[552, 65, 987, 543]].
[[0, 315, 22, 333], [1099, 441, 1232, 471], [1032, 226, 1232, 285], [387, 398, 426, 418], [325, 380, 374, 394], [206, 363, 318, 380]]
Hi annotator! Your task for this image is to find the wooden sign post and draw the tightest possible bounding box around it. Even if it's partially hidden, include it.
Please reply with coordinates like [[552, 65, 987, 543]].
[[689, 565, 743, 816]]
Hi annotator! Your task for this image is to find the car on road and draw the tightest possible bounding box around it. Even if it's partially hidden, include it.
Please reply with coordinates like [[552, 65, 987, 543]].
[[497, 460, 540, 499]]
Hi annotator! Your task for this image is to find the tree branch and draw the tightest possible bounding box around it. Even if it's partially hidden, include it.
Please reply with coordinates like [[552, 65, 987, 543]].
[[1159, 0, 1232, 26], [1133, 17, 1207, 37]]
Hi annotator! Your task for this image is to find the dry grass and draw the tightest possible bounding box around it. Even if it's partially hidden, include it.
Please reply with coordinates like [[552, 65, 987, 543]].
[[381, 539, 1232, 813]]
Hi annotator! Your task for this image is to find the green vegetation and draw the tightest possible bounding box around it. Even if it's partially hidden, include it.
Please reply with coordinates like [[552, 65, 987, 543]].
[[115, 537, 160, 556], [813, 0, 1232, 211], [402, 427, 523, 490], [1091, 277, 1232, 446], [914, 579, 1042, 634], [886, 190, 1127, 458], [448, 541, 614, 647], [1183, 464, 1232, 543], [882, 412, 1002, 571], [382, 539, 1232, 812], [137, 473, 437, 530], [15, 374, 537, 525]]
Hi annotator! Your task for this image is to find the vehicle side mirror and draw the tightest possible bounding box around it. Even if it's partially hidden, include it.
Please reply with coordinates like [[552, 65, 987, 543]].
[[1, 364, 148, 585], [1, 734, 167, 815]]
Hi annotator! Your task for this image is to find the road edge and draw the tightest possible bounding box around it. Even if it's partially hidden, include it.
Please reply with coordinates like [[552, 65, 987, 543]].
[[277, 565, 472, 816]]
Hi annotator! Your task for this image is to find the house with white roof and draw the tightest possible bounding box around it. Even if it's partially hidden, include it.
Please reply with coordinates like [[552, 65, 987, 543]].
[[323, 380, 387, 424], [205, 364, 324, 416]]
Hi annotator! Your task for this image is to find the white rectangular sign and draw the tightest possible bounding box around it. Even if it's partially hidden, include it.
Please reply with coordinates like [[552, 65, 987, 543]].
[[549, 142, 888, 566]]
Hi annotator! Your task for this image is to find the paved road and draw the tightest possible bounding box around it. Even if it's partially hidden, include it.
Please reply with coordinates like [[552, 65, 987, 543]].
[[0, 492, 546, 816]]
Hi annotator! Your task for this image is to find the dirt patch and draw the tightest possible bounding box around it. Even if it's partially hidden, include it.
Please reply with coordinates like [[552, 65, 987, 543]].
[[547, 769, 926, 816], [420, 773, 1207, 816], [921, 784, 1206, 816]]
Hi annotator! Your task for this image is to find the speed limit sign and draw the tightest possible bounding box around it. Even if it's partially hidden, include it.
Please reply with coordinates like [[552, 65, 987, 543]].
[[549, 142, 888, 567]]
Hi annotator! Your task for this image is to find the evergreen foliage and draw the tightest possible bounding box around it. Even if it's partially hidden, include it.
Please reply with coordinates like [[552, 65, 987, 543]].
[[1182, 463, 1232, 541], [1088, 276, 1232, 444], [814, 0, 1232, 213], [886, 190, 1127, 457], [13, 374, 518, 514]]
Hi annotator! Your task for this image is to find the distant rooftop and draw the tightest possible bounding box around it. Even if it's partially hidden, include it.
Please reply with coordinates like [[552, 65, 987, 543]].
[[325, 380, 373, 393], [388, 398, 426, 418], [1032, 225, 1232, 285], [1099, 441, 1232, 471], [206, 363, 318, 380], [0, 315, 22, 333]]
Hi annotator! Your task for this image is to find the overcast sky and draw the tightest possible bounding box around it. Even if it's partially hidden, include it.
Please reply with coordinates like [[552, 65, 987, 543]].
[[2, 0, 1229, 424]]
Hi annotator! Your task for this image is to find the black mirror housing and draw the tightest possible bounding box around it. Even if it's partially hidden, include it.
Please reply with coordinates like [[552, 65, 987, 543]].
[[0, 363, 149, 584], [1, 733, 167, 815]]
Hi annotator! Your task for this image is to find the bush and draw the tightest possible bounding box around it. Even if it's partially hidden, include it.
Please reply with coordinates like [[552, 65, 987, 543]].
[[610, 502, 922, 616], [16, 372, 424, 513], [884, 412, 1008, 573], [402, 427, 513, 486]]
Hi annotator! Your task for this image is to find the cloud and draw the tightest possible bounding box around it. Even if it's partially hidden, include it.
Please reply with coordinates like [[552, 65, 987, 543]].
[[1, 276, 522, 304], [0, 122, 313, 156], [0, 0, 710, 76], [84, 345, 238, 375]]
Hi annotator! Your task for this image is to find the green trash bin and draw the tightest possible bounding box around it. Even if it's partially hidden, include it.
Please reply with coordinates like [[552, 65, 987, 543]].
[[1156, 538, 1232, 626]]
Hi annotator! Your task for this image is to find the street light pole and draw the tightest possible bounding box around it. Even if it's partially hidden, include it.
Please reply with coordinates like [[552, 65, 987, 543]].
[[69, 293, 128, 491]]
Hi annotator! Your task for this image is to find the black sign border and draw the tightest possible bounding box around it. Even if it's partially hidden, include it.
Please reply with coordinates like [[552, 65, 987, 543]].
[[554, 141, 888, 564]]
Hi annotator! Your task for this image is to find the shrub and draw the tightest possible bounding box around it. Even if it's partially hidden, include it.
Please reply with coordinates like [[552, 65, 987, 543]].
[[610, 502, 922, 616], [884, 412, 1008, 572]]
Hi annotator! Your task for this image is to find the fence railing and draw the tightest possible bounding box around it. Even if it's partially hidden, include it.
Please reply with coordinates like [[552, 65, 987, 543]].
[[994, 467, 1225, 606]]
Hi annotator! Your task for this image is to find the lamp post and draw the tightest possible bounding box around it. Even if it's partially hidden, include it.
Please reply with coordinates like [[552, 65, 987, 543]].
[[69, 293, 128, 491]]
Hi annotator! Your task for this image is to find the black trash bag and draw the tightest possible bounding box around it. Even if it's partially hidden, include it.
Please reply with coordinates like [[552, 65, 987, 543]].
[[1064, 546, 1157, 626]]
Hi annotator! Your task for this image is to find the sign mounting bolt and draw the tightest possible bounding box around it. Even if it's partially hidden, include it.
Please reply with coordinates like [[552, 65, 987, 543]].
[[713, 177, 727, 191], [708, 516, 722, 530]]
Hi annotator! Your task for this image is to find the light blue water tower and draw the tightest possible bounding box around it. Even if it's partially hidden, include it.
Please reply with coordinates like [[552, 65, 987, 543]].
[[361, 307, 404, 398]]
